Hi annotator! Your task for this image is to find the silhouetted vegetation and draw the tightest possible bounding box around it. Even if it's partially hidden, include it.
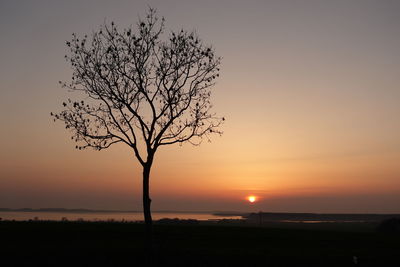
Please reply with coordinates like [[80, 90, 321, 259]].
[[156, 218, 199, 225], [246, 212, 400, 223], [1, 220, 399, 266], [51, 8, 223, 242], [377, 217, 400, 233]]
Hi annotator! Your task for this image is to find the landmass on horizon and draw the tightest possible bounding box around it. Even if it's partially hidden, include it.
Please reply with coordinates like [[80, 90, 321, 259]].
[[0, 208, 244, 215], [2, 208, 399, 223]]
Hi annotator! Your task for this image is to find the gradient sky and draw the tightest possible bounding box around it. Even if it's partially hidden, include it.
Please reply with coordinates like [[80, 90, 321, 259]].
[[1, 0, 400, 213]]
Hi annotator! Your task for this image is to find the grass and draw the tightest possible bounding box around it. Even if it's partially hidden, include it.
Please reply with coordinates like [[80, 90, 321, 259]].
[[1, 220, 399, 266]]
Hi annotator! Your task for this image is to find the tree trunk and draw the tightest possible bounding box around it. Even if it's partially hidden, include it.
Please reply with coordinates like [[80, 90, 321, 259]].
[[142, 162, 153, 246]]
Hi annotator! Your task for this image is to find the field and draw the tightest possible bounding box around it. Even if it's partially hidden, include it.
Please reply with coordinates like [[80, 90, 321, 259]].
[[1, 220, 399, 266]]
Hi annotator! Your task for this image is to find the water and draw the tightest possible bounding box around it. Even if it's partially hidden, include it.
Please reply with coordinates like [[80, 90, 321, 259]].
[[0, 211, 243, 222]]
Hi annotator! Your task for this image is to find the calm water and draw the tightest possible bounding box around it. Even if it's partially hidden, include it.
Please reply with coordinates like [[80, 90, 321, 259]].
[[0, 211, 242, 222]]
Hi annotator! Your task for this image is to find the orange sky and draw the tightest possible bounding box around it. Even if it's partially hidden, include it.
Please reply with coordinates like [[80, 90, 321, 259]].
[[1, 0, 400, 213]]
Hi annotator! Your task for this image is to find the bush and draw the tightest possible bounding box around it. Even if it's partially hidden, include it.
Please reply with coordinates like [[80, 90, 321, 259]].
[[156, 218, 199, 225], [377, 218, 400, 233]]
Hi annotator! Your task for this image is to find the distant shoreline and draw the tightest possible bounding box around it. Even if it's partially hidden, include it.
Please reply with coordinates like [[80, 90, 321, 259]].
[[1, 208, 399, 218], [0, 208, 246, 216]]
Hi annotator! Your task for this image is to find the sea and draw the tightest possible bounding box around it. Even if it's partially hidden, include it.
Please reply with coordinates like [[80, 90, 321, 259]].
[[0, 211, 243, 222]]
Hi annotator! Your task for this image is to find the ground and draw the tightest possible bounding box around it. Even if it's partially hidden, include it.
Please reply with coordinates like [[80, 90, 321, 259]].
[[1, 220, 399, 266]]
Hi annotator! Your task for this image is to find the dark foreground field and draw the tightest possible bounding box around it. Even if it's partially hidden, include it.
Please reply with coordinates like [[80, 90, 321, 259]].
[[1, 221, 399, 266]]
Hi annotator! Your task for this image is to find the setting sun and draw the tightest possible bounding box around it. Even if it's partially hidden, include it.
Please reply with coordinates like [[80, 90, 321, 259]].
[[248, 196, 257, 203]]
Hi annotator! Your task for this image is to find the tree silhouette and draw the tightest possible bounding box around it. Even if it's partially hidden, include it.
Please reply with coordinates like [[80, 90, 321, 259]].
[[51, 8, 223, 240]]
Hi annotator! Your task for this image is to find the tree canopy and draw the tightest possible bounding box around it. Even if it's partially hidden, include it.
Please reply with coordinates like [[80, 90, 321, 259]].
[[52, 8, 223, 166]]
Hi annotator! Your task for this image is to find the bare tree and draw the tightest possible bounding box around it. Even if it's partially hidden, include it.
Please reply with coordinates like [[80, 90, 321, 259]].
[[51, 8, 223, 239]]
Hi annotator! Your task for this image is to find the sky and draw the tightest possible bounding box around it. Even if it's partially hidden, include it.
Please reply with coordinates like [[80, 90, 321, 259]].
[[1, 0, 400, 213]]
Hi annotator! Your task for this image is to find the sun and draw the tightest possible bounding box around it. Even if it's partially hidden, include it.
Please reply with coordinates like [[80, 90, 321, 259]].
[[247, 195, 257, 203]]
